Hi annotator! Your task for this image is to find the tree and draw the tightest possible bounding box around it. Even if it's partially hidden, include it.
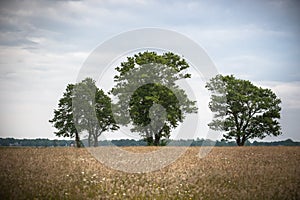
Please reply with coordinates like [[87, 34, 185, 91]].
[[50, 78, 118, 147], [49, 84, 82, 147], [206, 74, 282, 146], [111, 51, 197, 146], [73, 78, 118, 147]]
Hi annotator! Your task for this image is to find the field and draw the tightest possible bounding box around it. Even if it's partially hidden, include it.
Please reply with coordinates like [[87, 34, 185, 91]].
[[0, 146, 299, 199]]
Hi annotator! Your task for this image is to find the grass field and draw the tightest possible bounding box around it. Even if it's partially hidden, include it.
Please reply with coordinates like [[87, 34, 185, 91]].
[[0, 146, 299, 199]]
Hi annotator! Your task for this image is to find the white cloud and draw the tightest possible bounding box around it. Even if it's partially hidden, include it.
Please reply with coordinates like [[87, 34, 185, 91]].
[[255, 81, 300, 109]]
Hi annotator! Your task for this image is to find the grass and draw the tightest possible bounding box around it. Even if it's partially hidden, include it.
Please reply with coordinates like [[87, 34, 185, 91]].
[[0, 146, 299, 199]]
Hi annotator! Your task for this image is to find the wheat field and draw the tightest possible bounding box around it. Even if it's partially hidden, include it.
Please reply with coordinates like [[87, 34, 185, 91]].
[[0, 146, 299, 199]]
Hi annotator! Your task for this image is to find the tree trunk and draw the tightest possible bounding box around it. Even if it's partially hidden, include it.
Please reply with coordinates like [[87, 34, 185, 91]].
[[88, 133, 91, 147], [236, 136, 246, 146], [75, 132, 81, 148], [241, 135, 247, 146], [145, 129, 153, 146], [93, 134, 98, 147], [153, 134, 160, 146]]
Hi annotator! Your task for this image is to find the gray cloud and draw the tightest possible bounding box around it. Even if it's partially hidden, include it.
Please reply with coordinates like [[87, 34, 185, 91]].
[[0, 0, 299, 140]]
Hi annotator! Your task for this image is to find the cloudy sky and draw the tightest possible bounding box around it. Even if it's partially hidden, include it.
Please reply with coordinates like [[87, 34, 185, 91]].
[[0, 0, 299, 141]]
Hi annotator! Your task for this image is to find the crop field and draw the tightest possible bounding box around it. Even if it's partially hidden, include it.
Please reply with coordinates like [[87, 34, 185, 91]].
[[0, 146, 299, 199]]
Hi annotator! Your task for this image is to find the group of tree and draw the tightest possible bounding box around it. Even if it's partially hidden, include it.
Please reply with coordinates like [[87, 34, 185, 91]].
[[50, 51, 282, 147], [49, 78, 118, 147], [1, 138, 299, 147], [0, 138, 74, 147]]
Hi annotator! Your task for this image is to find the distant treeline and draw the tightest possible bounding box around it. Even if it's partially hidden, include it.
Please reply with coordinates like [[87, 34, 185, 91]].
[[0, 138, 299, 147]]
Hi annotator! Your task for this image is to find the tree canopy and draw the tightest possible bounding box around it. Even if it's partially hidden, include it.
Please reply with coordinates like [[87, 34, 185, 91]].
[[73, 78, 118, 146], [206, 74, 282, 146], [50, 78, 118, 147], [49, 84, 82, 147], [111, 51, 197, 146]]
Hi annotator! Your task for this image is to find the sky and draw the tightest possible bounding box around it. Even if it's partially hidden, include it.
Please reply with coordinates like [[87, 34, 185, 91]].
[[0, 0, 299, 142]]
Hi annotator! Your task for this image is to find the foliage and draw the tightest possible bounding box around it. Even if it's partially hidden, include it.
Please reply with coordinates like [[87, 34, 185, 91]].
[[49, 84, 82, 147], [1, 138, 299, 147], [73, 78, 118, 147], [206, 74, 282, 146], [50, 78, 118, 147], [111, 52, 197, 146]]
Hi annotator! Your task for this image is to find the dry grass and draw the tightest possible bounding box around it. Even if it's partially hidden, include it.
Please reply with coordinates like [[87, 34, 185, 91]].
[[0, 146, 299, 199]]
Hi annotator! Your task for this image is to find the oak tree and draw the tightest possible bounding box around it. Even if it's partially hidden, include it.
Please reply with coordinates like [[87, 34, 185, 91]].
[[111, 52, 197, 146], [73, 78, 118, 147], [206, 75, 282, 146], [49, 84, 82, 147], [50, 78, 118, 147]]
